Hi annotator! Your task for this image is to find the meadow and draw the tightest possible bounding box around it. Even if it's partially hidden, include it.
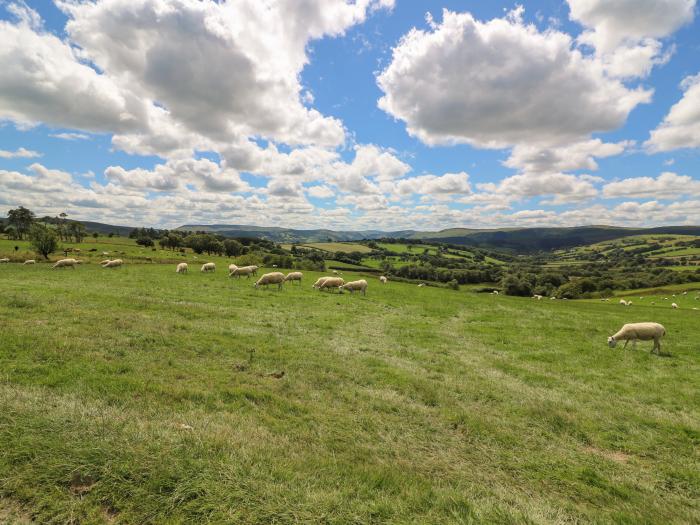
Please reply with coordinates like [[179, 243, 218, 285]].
[[0, 260, 698, 523]]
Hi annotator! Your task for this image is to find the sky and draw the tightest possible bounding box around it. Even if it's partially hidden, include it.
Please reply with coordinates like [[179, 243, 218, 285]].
[[0, 0, 699, 231]]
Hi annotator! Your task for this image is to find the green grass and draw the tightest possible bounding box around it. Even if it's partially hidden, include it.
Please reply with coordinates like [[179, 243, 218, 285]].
[[295, 242, 372, 254], [0, 264, 698, 523]]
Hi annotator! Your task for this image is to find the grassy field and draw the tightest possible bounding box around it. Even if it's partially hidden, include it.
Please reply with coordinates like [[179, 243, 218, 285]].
[[285, 242, 373, 254], [0, 263, 699, 523]]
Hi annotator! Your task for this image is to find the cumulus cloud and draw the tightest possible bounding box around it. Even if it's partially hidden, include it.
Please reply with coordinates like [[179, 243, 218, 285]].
[[0, 15, 146, 133], [394, 172, 472, 197], [306, 184, 335, 199], [478, 172, 602, 204], [567, 0, 695, 78], [602, 172, 700, 199], [377, 9, 651, 149], [505, 139, 632, 174], [0, 147, 41, 159], [646, 73, 700, 152], [50, 133, 91, 141]]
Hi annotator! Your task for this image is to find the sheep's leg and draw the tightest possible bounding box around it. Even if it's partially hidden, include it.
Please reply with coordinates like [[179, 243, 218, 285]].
[[632, 339, 637, 349], [652, 338, 660, 354], [623, 339, 629, 349]]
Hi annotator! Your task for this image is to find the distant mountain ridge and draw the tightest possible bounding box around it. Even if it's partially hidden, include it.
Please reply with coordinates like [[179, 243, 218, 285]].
[[6, 217, 698, 252], [177, 223, 700, 251]]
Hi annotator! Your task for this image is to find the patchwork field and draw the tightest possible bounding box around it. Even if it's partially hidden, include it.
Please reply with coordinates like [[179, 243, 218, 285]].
[[0, 262, 698, 523]]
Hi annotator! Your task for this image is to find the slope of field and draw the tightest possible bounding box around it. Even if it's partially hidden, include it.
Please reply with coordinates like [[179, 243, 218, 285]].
[[0, 264, 698, 523]]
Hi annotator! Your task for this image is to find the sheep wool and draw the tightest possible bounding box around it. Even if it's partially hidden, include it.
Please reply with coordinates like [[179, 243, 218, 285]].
[[608, 323, 666, 354]]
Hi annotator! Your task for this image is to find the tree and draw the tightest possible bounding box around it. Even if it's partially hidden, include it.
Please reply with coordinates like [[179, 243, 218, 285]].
[[68, 221, 86, 243], [28, 223, 58, 259], [136, 237, 154, 247], [92, 232, 99, 242], [224, 239, 244, 257], [7, 206, 35, 239]]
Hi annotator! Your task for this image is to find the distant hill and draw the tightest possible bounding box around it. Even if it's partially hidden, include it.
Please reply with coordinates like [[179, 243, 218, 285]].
[[79, 221, 137, 237], [176, 224, 416, 243]]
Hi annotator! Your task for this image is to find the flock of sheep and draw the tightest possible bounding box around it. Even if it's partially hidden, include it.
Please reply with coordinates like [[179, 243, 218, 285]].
[[172, 261, 377, 295]]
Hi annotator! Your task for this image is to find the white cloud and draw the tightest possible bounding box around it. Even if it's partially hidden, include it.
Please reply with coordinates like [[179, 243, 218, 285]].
[[505, 139, 631, 174], [394, 172, 472, 197], [567, 0, 695, 78], [602, 172, 700, 199], [478, 172, 602, 205], [0, 147, 41, 159], [306, 184, 335, 199], [567, 0, 696, 51], [646, 73, 700, 152], [377, 9, 651, 149], [50, 132, 91, 141], [0, 15, 146, 133]]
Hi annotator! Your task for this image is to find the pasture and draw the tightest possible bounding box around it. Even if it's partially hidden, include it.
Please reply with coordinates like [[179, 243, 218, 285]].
[[0, 263, 698, 523]]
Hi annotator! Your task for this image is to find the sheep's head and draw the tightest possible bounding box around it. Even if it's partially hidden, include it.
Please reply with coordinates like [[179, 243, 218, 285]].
[[607, 336, 617, 348]]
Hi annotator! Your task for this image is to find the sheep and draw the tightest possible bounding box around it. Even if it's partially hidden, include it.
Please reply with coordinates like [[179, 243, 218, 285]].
[[534, 294, 544, 300], [607, 322, 666, 354], [102, 251, 109, 256], [626, 301, 632, 306], [99, 259, 111, 265], [0, 258, 9, 263], [619, 299, 629, 306], [228, 264, 238, 275], [23, 260, 36, 265], [312, 277, 329, 289], [102, 259, 123, 268], [229, 265, 256, 278], [418, 283, 426, 287], [651, 301, 656, 305], [379, 276, 387, 284], [672, 303, 678, 309], [248, 265, 259, 276], [550, 296, 556, 300], [492, 290, 499, 295], [176, 262, 188, 274], [52, 258, 79, 269], [254, 272, 285, 290], [319, 277, 345, 293], [339, 279, 368, 295], [284, 271, 303, 284], [682, 291, 687, 295], [332, 270, 338, 275], [201, 262, 216, 273]]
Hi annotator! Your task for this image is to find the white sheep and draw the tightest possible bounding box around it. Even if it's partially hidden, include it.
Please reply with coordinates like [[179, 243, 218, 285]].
[[102, 259, 123, 268], [550, 296, 556, 300], [23, 260, 36, 265], [672, 303, 678, 309], [608, 322, 665, 354], [626, 301, 633, 306], [284, 271, 303, 284], [52, 258, 79, 269], [418, 283, 426, 287], [682, 291, 687, 295], [228, 263, 238, 275], [99, 259, 111, 265], [254, 272, 285, 290], [319, 277, 345, 293], [619, 299, 628, 306], [534, 295, 544, 300], [176, 262, 188, 274], [0, 258, 9, 263], [102, 251, 109, 256], [229, 265, 256, 278], [200, 262, 216, 273], [332, 270, 338, 275], [312, 277, 329, 289], [339, 279, 368, 296], [379, 276, 387, 284], [492, 290, 499, 295]]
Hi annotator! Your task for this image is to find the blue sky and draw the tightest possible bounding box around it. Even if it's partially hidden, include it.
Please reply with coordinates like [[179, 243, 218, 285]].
[[0, 0, 699, 230]]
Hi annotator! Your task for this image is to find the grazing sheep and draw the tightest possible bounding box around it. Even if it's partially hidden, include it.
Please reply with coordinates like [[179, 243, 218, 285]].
[[254, 272, 285, 290], [249, 265, 259, 276], [229, 265, 256, 278], [0, 258, 9, 263], [176, 262, 188, 274], [284, 271, 303, 284], [228, 264, 238, 275], [379, 276, 387, 284], [99, 259, 111, 265], [102, 252, 109, 256], [672, 303, 678, 309], [52, 258, 79, 269], [339, 279, 368, 296], [619, 299, 628, 306], [492, 290, 499, 295], [312, 277, 329, 289], [23, 260, 36, 265], [319, 277, 345, 293], [534, 295, 544, 300], [651, 301, 656, 305], [607, 322, 666, 354], [332, 270, 338, 275], [200, 262, 216, 273], [550, 296, 556, 300], [272, 264, 278, 268], [627, 301, 633, 306], [418, 283, 426, 287], [102, 259, 123, 268], [682, 291, 687, 295]]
